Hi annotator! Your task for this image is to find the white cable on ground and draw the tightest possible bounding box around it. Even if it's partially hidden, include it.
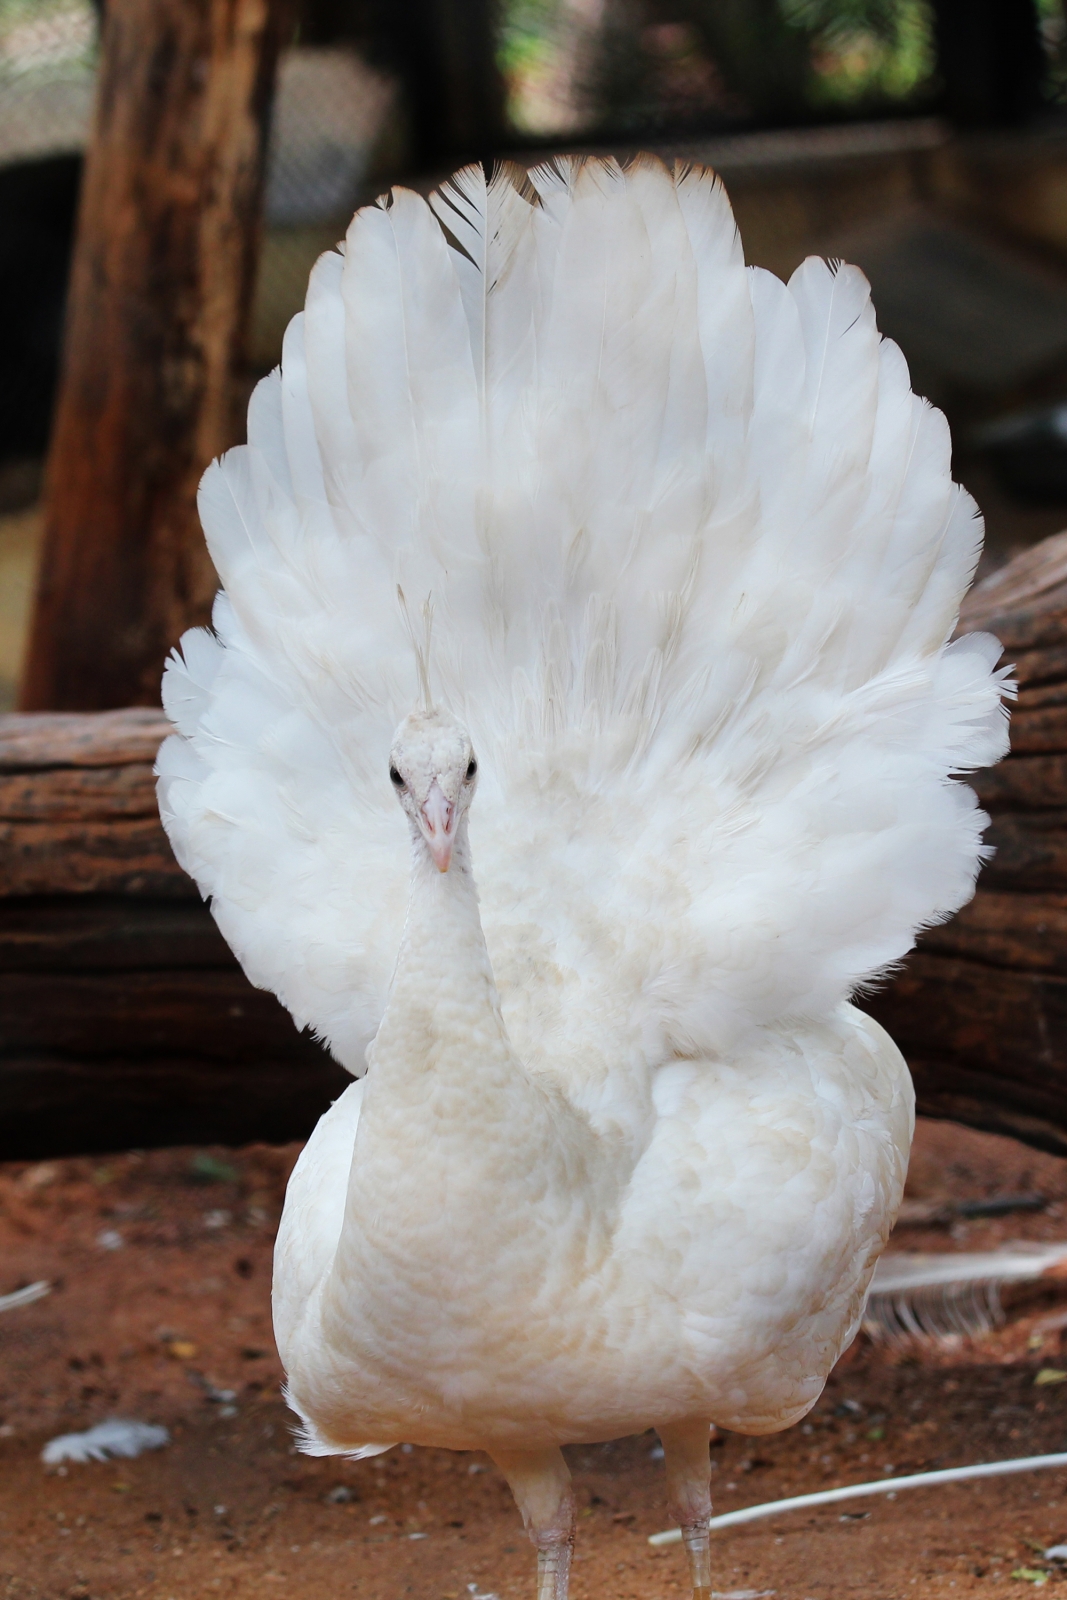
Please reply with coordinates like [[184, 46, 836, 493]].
[[0, 1280, 50, 1314], [647, 1452, 1067, 1546]]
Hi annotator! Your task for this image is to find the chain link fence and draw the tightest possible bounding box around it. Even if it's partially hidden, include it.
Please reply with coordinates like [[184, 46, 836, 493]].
[[0, 0, 97, 166]]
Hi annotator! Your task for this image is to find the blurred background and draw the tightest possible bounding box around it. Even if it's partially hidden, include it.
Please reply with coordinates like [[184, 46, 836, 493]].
[[8, 0, 1067, 705]]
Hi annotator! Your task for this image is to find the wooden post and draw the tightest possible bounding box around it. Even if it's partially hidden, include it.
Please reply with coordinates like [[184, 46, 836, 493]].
[[20, 0, 293, 712]]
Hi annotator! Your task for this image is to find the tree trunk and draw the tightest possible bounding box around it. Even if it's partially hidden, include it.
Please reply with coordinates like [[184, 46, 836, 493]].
[[864, 529, 1067, 1157], [19, 0, 292, 713]]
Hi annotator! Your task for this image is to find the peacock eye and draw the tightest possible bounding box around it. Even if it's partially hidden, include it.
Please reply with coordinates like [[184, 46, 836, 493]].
[[466, 758, 477, 780], [389, 765, 405, 788]]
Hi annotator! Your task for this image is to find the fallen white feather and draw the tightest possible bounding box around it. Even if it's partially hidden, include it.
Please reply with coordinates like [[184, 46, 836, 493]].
[[0, 1281, 50, 1314], [41, 1419, 170, 1465], [863, 1245, 1067, 1342], [869, 1245, 1067, 1295], [648, 1453, 1067, 1544]]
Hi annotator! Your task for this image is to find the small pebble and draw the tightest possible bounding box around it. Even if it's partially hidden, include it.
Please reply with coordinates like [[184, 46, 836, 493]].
[[23, 1163, 58, 1189], [166, 1341, 198, 1361]]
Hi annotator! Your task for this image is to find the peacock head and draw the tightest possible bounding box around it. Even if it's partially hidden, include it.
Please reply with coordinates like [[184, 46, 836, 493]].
[[389, 708, 478, 873]]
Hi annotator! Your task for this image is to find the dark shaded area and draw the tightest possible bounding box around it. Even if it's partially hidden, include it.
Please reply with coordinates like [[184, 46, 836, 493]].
[[365, 0, 506, 168], [971, 406, 1067, 503], [0, 709, 349, 1157], [932, 0, 1045, 127], [0, 154, 81, 465], [0, 895, 349, 1160]]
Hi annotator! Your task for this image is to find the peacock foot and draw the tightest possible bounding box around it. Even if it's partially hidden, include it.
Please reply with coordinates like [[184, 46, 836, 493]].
[[535, 1531, 574, 1600], [681, 1521, 713, 1600]]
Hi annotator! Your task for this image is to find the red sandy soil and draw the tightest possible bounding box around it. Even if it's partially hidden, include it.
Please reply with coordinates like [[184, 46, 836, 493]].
[[6, 1120, 1067, 1600]]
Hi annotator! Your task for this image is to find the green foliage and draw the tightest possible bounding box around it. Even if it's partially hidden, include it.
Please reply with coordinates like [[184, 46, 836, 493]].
[[780, 0, 937, 106], [497, 0, 938, 138], [1037, 0, 1067, 104], [0, 0, 97, 85], [188, 1151, 241, 1186]]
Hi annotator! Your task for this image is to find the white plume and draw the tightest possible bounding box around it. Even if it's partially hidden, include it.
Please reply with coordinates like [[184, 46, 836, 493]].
[[157, 156, 1010, 1096], [41, 1419, 170, 1465]]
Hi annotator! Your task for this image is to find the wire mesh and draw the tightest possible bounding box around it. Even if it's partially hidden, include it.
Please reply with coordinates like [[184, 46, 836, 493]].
[[251, 46, 398, 368], [0, 0, 97, 166]]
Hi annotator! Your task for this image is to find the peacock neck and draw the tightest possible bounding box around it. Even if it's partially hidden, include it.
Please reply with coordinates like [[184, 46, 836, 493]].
[[337, 804, 620, 1321], [368, 810, 511, 1080]]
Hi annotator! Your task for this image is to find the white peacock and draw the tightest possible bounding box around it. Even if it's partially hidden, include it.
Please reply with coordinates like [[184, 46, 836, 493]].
[[157, 155, 1011, 1600]]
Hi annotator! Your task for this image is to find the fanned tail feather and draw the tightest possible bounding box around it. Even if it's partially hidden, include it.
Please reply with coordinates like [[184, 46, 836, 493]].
[[158, 155, 1011, 1089]]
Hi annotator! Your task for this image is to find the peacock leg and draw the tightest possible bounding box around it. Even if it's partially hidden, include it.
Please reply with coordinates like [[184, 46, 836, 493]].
[[658, 1419, 715, 1600], [490, 1445, 575, 1600]]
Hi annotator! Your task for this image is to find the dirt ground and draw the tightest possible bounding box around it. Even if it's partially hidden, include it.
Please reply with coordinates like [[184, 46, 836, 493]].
[[6, 1122, 1067, 1600]]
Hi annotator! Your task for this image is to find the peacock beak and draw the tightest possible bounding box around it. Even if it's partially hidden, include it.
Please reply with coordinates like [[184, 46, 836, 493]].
[[420, 780, 455, 872]]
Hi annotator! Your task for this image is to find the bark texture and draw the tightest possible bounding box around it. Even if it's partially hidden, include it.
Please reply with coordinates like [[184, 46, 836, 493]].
[[20, 0, 291, 712], [866, 529, 1067, 1157], [0, 710, 346, 1159]]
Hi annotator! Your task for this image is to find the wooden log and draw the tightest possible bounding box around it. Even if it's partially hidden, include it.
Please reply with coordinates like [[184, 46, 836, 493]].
[[872, 953, 1067, 1087], [0, 709, 169, 768], [861, 527, 1067, 1155], [972, 754, 1067, 811], [0, 709, 188, 898], [1, 1053, 342, 1162], [0, 896, 230, 971], [0, 710, 346, 1158], [921, 891, 1067, 975], [978, 811, 1067, 892], [19, 0, 293, 713], [1003, 707, 1067, 753]]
